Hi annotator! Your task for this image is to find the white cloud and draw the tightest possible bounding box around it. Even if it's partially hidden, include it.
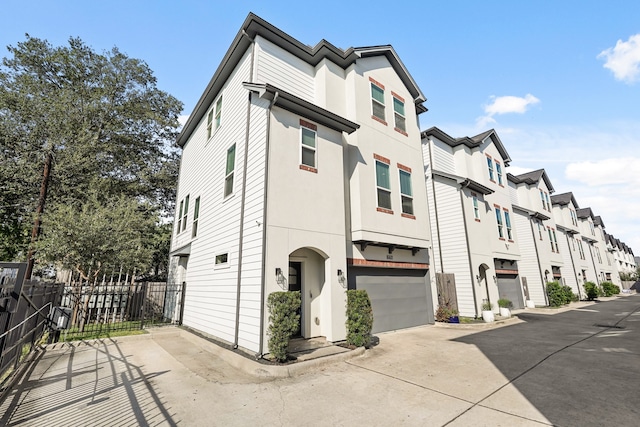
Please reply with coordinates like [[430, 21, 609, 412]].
[[565, 158, 640, 186], [598, 34, 640, 84], [476, 94, 540, 127]]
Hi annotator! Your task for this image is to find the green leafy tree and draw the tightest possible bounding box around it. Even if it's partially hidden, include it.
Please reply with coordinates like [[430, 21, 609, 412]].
[[35, 193, 156, 281], [0, 35, 182, 274]]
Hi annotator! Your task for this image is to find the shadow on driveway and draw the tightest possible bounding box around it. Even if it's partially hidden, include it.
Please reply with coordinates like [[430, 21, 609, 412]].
[[0, 337, 178, 426], [452, 295, 640, 426]]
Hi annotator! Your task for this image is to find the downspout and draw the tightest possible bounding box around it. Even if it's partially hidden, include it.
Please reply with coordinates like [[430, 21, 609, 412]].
[[529, 215, 549, 306], [459, 182, 479, 318], [234, 36, 256, 350], [426, 139, 445, 274], [588, 241, 601, 286], [256, 91, 278, 358], [564, 232, 582, 300]]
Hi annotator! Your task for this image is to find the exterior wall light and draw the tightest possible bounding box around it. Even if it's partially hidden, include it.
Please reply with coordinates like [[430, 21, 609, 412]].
[[337, 269, 347, 288], [275, 268, 286, 288]]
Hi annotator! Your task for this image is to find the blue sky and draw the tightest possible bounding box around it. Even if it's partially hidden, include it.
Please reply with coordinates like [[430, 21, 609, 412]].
[[3, 1, 640, 255]]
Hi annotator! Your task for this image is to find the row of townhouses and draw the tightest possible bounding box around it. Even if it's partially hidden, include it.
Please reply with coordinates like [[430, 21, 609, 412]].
[[168, 14, 636, 356]]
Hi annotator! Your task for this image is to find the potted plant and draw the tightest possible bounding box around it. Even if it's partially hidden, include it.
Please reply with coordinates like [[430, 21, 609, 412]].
[[448, 308, 460, 323], [436, 304, 459, 323], [497, 298, 512, 318], [481, 301, 494, 323]]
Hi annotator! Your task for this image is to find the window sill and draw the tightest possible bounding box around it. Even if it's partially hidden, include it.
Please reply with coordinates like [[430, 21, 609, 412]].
[[499, 237, 506, 241], [401, 213, 416, 219], [299, 164, 317, 173], [394, 127, 408, 136], [371, 115, 387, 126], [474, 218, 481, 222], [377, 207, 394, 215]]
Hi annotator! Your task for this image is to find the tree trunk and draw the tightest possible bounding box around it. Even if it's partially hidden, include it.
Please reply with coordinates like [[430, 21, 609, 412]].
[[26, 150, 53, 279]]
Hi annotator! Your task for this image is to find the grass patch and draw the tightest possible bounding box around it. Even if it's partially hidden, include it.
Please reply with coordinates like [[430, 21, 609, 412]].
[[61, 320, 148, 342], [460, 317, 485, 324]]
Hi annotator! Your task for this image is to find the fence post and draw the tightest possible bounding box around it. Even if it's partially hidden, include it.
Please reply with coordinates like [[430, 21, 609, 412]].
[[140, 282, 147, 330]]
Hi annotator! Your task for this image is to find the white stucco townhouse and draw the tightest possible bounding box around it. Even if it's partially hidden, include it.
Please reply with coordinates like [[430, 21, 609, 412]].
[[421, 127, 523, 316], [169, 14, 434, 356]]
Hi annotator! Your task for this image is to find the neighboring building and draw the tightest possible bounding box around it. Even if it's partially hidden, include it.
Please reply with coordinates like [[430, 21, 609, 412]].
[[421, 127, 522, 316], [508, 169, 564, 307], [550, 192, 585, 297], [169, 14, 433, 356]]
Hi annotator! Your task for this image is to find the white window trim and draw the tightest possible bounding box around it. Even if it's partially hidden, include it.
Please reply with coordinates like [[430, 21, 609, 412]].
[[224, 144, 236, 199], [370, 82, 386, 122], [398, 169, 413, 215], [472, 195, 480, 220], [393, 96, 406, 133], [375, 160, 392, 211], [504, 209, 512, 240], [495, 207, 504, 239], [192, 196, 201, 238], [214, 251, 231, 269], [496, 162, 503, 185], [487, 157, 495, 181], [181, 194, 189, 233], [300, 125, 317, 169]]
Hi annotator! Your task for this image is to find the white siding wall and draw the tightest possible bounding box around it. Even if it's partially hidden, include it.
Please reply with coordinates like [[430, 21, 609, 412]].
[[235, 96, 271, 351], [513, 211, 546, 306], [557, 230, 580, 295], [255, 36, 315, 102], [433, 179, 474, 316], [172, 48, 259, 348], [432, 138, 456, 174]]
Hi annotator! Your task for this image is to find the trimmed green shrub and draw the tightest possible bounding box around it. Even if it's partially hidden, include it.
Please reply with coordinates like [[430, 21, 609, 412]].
[[481, 301, 493, 311], [561, 285, 577, 304], [584, 281, 600, 301], [497, 298, 513, 309], [546, 281, 566, 307], [601, 281, 620, 297], [346, 290, 373, 347], [267, 291, 301, 362]]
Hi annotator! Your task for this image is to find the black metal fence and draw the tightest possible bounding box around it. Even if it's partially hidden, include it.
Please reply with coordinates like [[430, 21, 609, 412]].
[[1, 262, 185, 390], [55, 281, 185, 341], [1, 263, 62, 387]]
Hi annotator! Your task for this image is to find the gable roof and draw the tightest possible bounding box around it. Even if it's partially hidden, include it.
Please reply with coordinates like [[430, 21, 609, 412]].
[[576, 207, 595, 220], [421, 126, 512, 165], [550, 192, 578, 208], [177, 13, 426, 147], [594, 215, 605, 228], [507, 169, 555, 193]]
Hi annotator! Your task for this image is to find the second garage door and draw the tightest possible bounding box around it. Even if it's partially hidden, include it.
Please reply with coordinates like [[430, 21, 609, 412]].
[[348, 267, 433, 334]]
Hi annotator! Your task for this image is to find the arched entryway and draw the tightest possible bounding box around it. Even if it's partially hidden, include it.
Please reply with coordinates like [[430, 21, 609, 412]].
[[288, 247, 327, 338]]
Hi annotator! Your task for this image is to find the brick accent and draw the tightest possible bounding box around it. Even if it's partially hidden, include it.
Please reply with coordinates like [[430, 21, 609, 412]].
[[397, 163, 411, 173], [371, 115, 387, 126], [369, 76, 385, 89], [376, 207, 394, 215], [300, 119, 317, 130], [391, 91, 405, 103], [495, 269, 518, 275], [401, 213, 416, 220], [299, 164, 317, 173], [394, 127, 408, 136], [348, 258, 429, 270], [374, 153, 390, 164]]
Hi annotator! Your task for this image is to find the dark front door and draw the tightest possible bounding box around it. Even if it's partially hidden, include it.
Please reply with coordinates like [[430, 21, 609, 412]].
[[288, 262, 302, 337]]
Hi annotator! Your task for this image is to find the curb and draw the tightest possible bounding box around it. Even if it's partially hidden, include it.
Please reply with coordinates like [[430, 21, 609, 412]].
[[153, 327, 366, 379], [434, 315, 522, 329]]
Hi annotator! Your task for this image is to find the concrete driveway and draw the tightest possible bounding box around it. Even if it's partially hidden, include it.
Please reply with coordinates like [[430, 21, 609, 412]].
[[1, 294, 638, 426]]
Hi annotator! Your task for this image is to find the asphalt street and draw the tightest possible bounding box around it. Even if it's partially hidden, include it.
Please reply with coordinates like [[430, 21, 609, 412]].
[[1, 294, 638, 426]]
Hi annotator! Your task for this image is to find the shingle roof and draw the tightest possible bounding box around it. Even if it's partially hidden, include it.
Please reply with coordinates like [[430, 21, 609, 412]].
[[576, 207, 595, 220], [507, 169, 555, 193], [594, 215, 605, 228], [421, 127, 512, 165], [550, 192, 578, 208]]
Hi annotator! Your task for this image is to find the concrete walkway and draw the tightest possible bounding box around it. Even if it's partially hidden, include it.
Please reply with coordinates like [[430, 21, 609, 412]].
[[1, 294, 638, 426]]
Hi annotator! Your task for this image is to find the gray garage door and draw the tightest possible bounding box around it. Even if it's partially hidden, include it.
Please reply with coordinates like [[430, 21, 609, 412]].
[[348, 268, 433, 333], [496, 274, 524, 309]]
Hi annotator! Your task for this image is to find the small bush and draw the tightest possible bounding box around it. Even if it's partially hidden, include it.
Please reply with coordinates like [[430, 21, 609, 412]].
[[435, 304, 458, 322], [584, 282, 600, 301], [561, 285, 577, 304], [346, 290, 373, 347], [546, 281, 566, 307], [267, 291, 301, 362], [481, 301, 493, 311], [601, 281, 620, 297], [497, 298, 513, 309]]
